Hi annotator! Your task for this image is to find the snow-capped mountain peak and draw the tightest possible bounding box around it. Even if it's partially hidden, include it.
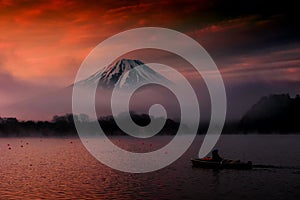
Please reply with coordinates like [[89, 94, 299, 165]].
[[78, 59, 172, 89]]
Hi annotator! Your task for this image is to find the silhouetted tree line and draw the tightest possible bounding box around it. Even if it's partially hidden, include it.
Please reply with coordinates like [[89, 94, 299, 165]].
[[0, 113, 181, 137], [0, 114, 76, 137], [98, 113, 180, 136], [1, 94, 299, 136]]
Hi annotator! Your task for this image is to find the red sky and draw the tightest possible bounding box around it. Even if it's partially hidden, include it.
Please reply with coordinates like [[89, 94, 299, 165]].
[[0, 0, 299, 118]]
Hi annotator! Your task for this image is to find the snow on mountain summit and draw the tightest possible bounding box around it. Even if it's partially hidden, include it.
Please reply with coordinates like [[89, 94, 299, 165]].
[[78, 59, 172, 89]]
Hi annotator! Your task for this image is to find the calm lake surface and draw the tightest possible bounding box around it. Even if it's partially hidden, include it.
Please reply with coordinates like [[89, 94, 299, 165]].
[[0, 135, 299, 199]]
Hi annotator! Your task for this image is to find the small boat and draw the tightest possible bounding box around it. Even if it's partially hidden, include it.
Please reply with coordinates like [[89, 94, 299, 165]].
[[191, 158, 252, 170]]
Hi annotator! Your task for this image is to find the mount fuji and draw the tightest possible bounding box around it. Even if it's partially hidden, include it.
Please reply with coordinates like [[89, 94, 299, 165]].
[[5, 59, 178, 120], [77, 59, 172, 89]]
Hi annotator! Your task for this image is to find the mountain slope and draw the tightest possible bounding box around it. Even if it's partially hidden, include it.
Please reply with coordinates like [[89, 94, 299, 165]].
[[78, 58, 172, 89], [240, 94, 300, 132], [3, 59, 177, 120]]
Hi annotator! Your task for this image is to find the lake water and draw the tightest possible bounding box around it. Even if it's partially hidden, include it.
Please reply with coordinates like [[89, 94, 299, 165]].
[[0, 135, 299, 199]]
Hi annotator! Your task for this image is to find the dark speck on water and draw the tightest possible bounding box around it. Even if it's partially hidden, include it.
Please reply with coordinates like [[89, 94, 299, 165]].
[[0, 135, 299, 199]]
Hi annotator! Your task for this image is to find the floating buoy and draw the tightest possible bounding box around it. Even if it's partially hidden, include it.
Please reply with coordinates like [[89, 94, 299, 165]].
[[20, 145, 24, 148], [7, 144, 10, 146], [8, 147, 11, 150], [26, 142, 29, 145]]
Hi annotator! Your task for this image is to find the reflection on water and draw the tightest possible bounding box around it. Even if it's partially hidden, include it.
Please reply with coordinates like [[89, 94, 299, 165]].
[[0, 135, 299, 199]]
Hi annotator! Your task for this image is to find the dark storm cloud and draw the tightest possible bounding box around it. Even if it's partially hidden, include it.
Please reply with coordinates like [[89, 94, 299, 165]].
[[214, 0, 299, 44]]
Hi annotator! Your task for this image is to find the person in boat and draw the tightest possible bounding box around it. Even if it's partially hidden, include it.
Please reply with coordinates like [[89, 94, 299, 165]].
[[211, 149, 242, 163], [212, 149, 223, 162]]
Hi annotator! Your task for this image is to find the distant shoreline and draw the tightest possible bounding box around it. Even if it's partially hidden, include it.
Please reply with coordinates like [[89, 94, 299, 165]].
[[1, 132, 300, 138], [2, 93, 300, 136]]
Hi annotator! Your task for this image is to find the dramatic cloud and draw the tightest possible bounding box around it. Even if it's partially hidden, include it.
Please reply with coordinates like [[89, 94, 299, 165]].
[[0, 0, 299, 119]]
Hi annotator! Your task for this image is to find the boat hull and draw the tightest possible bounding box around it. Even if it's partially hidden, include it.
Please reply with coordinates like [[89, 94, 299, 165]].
[[191, 159, 252, 170]]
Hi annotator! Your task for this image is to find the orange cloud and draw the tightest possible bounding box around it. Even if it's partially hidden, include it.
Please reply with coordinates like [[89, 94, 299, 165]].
[[0, 0, 212, 86], [0, 0, 299, 111]]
